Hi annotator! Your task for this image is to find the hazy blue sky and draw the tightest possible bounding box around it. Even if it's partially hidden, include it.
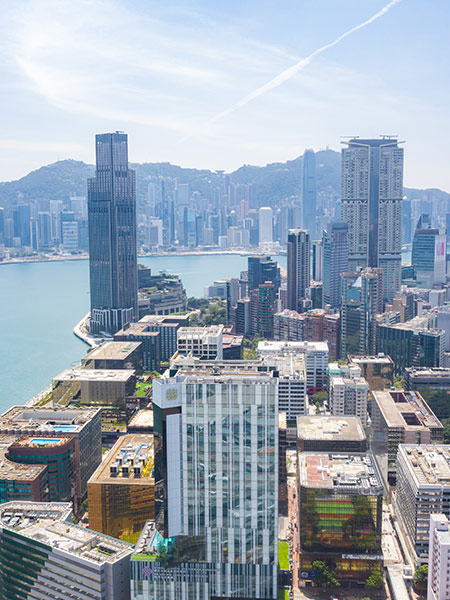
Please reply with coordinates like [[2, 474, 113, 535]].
[[1, 0, 449, 190]]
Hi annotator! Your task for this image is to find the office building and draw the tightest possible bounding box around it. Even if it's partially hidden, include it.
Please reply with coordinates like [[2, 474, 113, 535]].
[[177, 325, 224, 359], [37, 211, 51, 248], [302, 149, 317, 239], [340, 267, 383, 359], [412, 217, 446, 288], [0, 406, 102, 506], [235, 297, 252, 335], [88, 132, 138, 334], [311, 239, 323, 281], [247, 255, 280, 292], [322, 221, 349, 308], [149, 359, 279, 599], [341, 137, 403, 301], [377, 319, 445, 375], [250, 282, 276, 338], [287, 229, 310, 311], [329, 368, 369, 426], [88, 434, 155, 543], [82, 341, 142, 370], [396, 445, 450, 565], [404, 367, 450, 391], [0, 502, 133, 600], [263, 355, 307, 419], [297, 452, 383, 583], [52, 368, 136, 406], [349, 354, 394, 391], [258, 206, 273, 244], [222, 332, 244, 359], [13, 203, 31, 247], [371, 390, 443, 485], [297, 415, 367, 453], [428, 514, 450, 600], [274, 309, 305, 341], [62, 220, 79, 252]]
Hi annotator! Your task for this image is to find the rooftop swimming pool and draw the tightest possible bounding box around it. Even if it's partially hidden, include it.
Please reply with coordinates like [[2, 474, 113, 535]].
[[52, 425, 77, 431], [29, 438, 62, 445]]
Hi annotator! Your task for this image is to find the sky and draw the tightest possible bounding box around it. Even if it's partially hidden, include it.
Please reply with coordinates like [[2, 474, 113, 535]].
[[0, 0, 449, 190]]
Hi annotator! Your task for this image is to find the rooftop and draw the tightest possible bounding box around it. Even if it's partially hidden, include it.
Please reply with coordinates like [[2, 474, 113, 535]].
[[349, 354, 394, 365], [299, 452, 383, 494], [0, 406, 101, 435], [162, 358, 277, 384], [177, 325, 224, 340], [297, 416, 366, 441], [115, 321, 162, 336], [88, 434, 154, 484], [127, 409, 154, 430], [0, 502, 132, 564], [0, 435, 47, 481], [399, 445, 450, 487], [257, 340, 329, 354], [53, 368, 135, 383], [372, 390, 443, 430], [405, 367, 450, 380], [83, 341, 141, 362]]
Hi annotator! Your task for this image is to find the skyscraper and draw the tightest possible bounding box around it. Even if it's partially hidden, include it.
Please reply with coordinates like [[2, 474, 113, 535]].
[[258, 206, 273, 244], [322, 221, 349, 309], [302, 149, 317, 239], [287, 229, 310, 312], [341, 137, 404, 302], [412, 214, 446, 288], [88, 132, 138, 334], [248, 255, 281, 292]]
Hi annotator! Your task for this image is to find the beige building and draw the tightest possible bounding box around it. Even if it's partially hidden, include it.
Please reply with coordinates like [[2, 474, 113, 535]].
[[82, 341, 142, 371], [52, 368, 135, 406]]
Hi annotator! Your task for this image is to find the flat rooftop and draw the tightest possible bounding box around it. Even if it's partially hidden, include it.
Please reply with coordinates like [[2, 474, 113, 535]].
[[54, 368, 135, 383], [399, 445, 450, 487], [0, 435, 47, 481], [0, 502, 132, 564], [89, 434, 154, 485], [297, 416, 366, 441], [373, 390, 443, 430], [115, 321, 162, 336], [299, 452, 383, 493], [349, 354, 393, 365], [405, 367, 450, 380], [128, 409, 154, 429], [83, 341, 141, 361], [166, 358, 277, 383], [0, 406, 101, 435], [257, 340, 328, 354], [177, 325, 223, 339]]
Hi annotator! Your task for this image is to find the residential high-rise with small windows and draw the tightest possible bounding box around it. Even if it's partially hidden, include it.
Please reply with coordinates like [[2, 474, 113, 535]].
[[88, 132, 138, 334], [341, 137, 403, 302], [329, 365, 369, 426]]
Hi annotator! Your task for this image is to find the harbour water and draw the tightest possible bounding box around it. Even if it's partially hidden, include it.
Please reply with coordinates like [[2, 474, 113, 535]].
[[0, 254, 282, 411]]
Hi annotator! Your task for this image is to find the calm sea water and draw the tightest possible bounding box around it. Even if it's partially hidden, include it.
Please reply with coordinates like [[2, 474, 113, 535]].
[[0, 254, 286, 411]]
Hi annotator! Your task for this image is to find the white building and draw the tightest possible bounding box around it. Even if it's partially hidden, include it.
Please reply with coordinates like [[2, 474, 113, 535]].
[[259, 206, 273, 244], [257, 340, 328, 392], [177, 325, 224, 360], [265, 354, 308, 419], [0, 502, 133, 600], [329, 370, 369, 427], [428, 514, 450, 600], [148, 359, 279, 599]]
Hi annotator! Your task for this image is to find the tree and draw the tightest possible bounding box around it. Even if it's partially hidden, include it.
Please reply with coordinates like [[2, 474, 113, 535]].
[[414, 564, 428, 589], [366, 570, 384, 590], [311, 560, 340, 587], [310, 391, 327, 405], [443, 418, 450, 444]]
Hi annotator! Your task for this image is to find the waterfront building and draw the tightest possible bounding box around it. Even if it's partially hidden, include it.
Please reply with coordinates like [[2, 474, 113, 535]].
[[348, 354, 394, 391], [377, 319, 445, 375], [88, 434, 155, 543], [82, 341, 142, 371], [341, 137, 403, 301], [258, 206, 273, 244], [302, 149, 317, 239], [52, 368, 136, 406], [257, 340, 328, 393], [177, 325, 224, 360], [297, 415, 367, 453], [329, 368, 369, 426], [248, 255, 280, 293], [396, 445, 450, 565], [297, 452, 383, 584], [88, 132, 138, 334], [322, 221, 349, 309], [428, 514, 450, 600], [0, 501, 133, 600], [0, 406, 102, 506], [412, 217, 446, 288], [287, 229, 310, 311], [149, 358, 279, 599], [371, 390, 443, 486]]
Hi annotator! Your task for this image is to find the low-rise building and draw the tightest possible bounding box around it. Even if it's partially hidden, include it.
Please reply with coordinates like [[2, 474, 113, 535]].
[[297, 415, 367, 453], [52, 368, 136, 406], [127, 409, 154, 434], [349, 354, 394, 391], [88, 434, 155, 543], [396, 445, 450, 565], [82, 341, 142, 371], [222, 333, 243, 359], [0, 501, 133, 600], [404, 367, 450, 391], [371, 390, 443, 486], [297, 452, 383, 584], [177, 325, 224, 360]]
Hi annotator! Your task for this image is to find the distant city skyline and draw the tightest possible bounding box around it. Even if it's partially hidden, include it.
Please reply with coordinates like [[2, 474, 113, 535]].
[[0, 1, 450, 190]]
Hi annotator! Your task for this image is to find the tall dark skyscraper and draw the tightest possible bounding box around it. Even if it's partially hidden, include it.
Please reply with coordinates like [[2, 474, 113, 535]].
[[322, 221, 349, 309], [248, 255, 280, 293], [287, 229, 310, 311], [88, 132, 138, 334], [341, 137, 403, 302], [302, 149, 317, 239]]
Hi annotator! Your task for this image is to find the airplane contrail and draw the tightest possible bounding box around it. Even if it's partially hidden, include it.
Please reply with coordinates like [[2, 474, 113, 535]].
[[206, 0, 403, 126]]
